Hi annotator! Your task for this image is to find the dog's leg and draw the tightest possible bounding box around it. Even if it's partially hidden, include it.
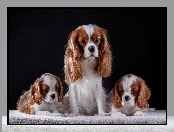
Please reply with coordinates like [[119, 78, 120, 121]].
[[110, 107, 127, 117], [69, 84, 79, 116], [133, 110, 145, 116], [94, 82, 109, 116]]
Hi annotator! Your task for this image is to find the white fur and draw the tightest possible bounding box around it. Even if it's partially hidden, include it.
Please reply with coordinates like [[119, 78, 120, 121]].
[[121, 74, 138, 107], [82, 24, 94, 39], [83, 43, 98, 58], [82, 24, 99, 59], [40, 73, 58, 103], [121, 74, 138, 87], [69, 58, 107, 116], [111, 74, 144, 116]]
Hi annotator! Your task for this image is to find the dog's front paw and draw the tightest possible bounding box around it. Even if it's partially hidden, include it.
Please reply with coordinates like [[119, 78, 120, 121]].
[[35, 111, 51, 116], [133, 111, 144, 116], [71, 112, 81, 116], [64, 113, 74, 117], [50, 112, 62, 116], [98, 112, 111, 116], [111, 112, 127, 117], [52, 110, 58, 113]]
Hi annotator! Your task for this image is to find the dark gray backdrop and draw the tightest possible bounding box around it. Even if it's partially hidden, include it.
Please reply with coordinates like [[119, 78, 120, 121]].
[[8, 7, 166, 110]]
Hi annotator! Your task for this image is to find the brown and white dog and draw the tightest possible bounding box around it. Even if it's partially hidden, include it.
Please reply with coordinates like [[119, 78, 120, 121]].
[[17, 73, 63, 115], [64, 24, 112, 115], [110, 74, 151, 116]]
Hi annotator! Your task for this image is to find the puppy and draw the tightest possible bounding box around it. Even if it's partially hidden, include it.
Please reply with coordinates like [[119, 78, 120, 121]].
[[110, 74, 151, 116], [17, 73, 63, 115]]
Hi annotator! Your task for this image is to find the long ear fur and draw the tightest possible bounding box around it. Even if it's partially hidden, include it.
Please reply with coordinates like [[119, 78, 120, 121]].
[[54, 76, 63, 102], [112, 79, 122, 108], [64, 31, 83, 85], [137, 78, 151, 109], [97, 28, 112, 77], [30, 78, 43, 105]]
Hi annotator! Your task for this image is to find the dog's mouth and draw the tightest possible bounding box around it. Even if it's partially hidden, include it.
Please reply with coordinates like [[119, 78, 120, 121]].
[[123, 103, 131, 106], [45, 98, 57, 104], [83, 55, 97, 59], [122, 101, 135, 107]]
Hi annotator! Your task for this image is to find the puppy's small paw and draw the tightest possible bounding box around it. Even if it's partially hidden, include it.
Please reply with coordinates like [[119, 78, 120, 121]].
[[133, 111, 144, 116], [52, 110, 58, 113], [57, 108, 65, 113], [111, 112, 127, 117], [104, 112, 111, 116], [64, 113, 74, 117], [50, 112, 62, 116], [35, 111, 51, 116]]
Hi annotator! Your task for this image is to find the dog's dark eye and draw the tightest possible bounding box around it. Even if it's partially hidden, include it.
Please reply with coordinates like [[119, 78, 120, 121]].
[[55, 86, 59, 90], [44, 89, 49, 92], [119, 90, 124, 93], [79, 40, 86, 45], [131, 90, 136, 94], [95, 38, 101, 44]]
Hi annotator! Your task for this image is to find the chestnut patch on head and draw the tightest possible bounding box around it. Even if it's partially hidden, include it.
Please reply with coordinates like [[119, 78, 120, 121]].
[[112, 79, 122, 108], [54, 76, 63, 102], [91, 31, 102, 46], [70, 27, 90, 54], [118, 84, 124, 97], [130, 81, 139, 102], [55, 83, 60, 94], [41, 84, 50, 97], [75, 28, 89, 47]]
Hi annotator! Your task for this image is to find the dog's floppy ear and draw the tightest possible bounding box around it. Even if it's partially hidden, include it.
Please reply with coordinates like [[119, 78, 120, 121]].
[[54, 76, 63, 102], [136, 78, 151, 109], [64, 30, 83, 85], [112, 79, 122, 108], [30, 78, 43, 104], [97, 27, 112, 77]]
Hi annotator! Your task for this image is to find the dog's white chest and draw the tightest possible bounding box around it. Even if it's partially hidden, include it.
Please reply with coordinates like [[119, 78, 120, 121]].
[[119, 106, 140, 116], [69, 58, 105, 115], [72, 76, 101, 115]]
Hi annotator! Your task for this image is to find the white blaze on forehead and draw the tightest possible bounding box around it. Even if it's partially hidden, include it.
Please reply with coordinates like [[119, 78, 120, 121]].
[[40, 73, 57, 91], [82, 24, 94, 42], [121, 74, 138, 91]]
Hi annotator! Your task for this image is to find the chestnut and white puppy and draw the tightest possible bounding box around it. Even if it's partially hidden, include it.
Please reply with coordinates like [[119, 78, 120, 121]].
[[111, 74, 151, 116], [17, 73, 63, 115], [64, 24, 112, 115]]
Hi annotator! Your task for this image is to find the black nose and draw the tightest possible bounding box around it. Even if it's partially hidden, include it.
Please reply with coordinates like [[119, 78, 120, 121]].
[[88, 46, 95, 52], [50, 94, 55, 99], [125, 95, 130, 101]]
